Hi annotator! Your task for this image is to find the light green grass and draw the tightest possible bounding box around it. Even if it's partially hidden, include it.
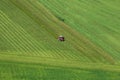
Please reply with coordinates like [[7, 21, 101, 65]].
[[10, 0, 116, 64], [0, 0, 120, 80], [0, 61, 120, 80], [39, 0, 120, 62], [0, 0, 85, 61]]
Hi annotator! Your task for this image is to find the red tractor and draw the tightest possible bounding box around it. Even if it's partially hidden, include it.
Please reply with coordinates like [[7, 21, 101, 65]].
[[58, 35, 65, 41]]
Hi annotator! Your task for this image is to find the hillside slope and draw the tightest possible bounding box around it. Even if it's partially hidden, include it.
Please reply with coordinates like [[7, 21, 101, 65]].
[[39, 0, 120, 63], [0, 0, 115, 63], [0, 0, 120, 80]]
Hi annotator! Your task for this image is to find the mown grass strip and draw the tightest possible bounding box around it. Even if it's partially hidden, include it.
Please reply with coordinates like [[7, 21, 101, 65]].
[[0, 53, 120, 72]]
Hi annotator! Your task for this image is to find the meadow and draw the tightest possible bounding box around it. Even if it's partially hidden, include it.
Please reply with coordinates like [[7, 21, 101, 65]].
[[0, 0, 120, 80]]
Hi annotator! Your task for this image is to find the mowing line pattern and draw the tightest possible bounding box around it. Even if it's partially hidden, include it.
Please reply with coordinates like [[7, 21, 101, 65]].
[[0, 0, 120, 80]]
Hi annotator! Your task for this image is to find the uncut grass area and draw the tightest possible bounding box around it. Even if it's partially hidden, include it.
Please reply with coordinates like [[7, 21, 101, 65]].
[[0, 0, 120, 80]]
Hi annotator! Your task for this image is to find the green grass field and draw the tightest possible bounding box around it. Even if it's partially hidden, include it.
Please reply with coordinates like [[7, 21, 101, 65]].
[[0, 0, 120, 80]]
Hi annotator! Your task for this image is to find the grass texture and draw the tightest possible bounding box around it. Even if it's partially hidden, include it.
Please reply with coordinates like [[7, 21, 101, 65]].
[[0, 0, 120, 80]]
